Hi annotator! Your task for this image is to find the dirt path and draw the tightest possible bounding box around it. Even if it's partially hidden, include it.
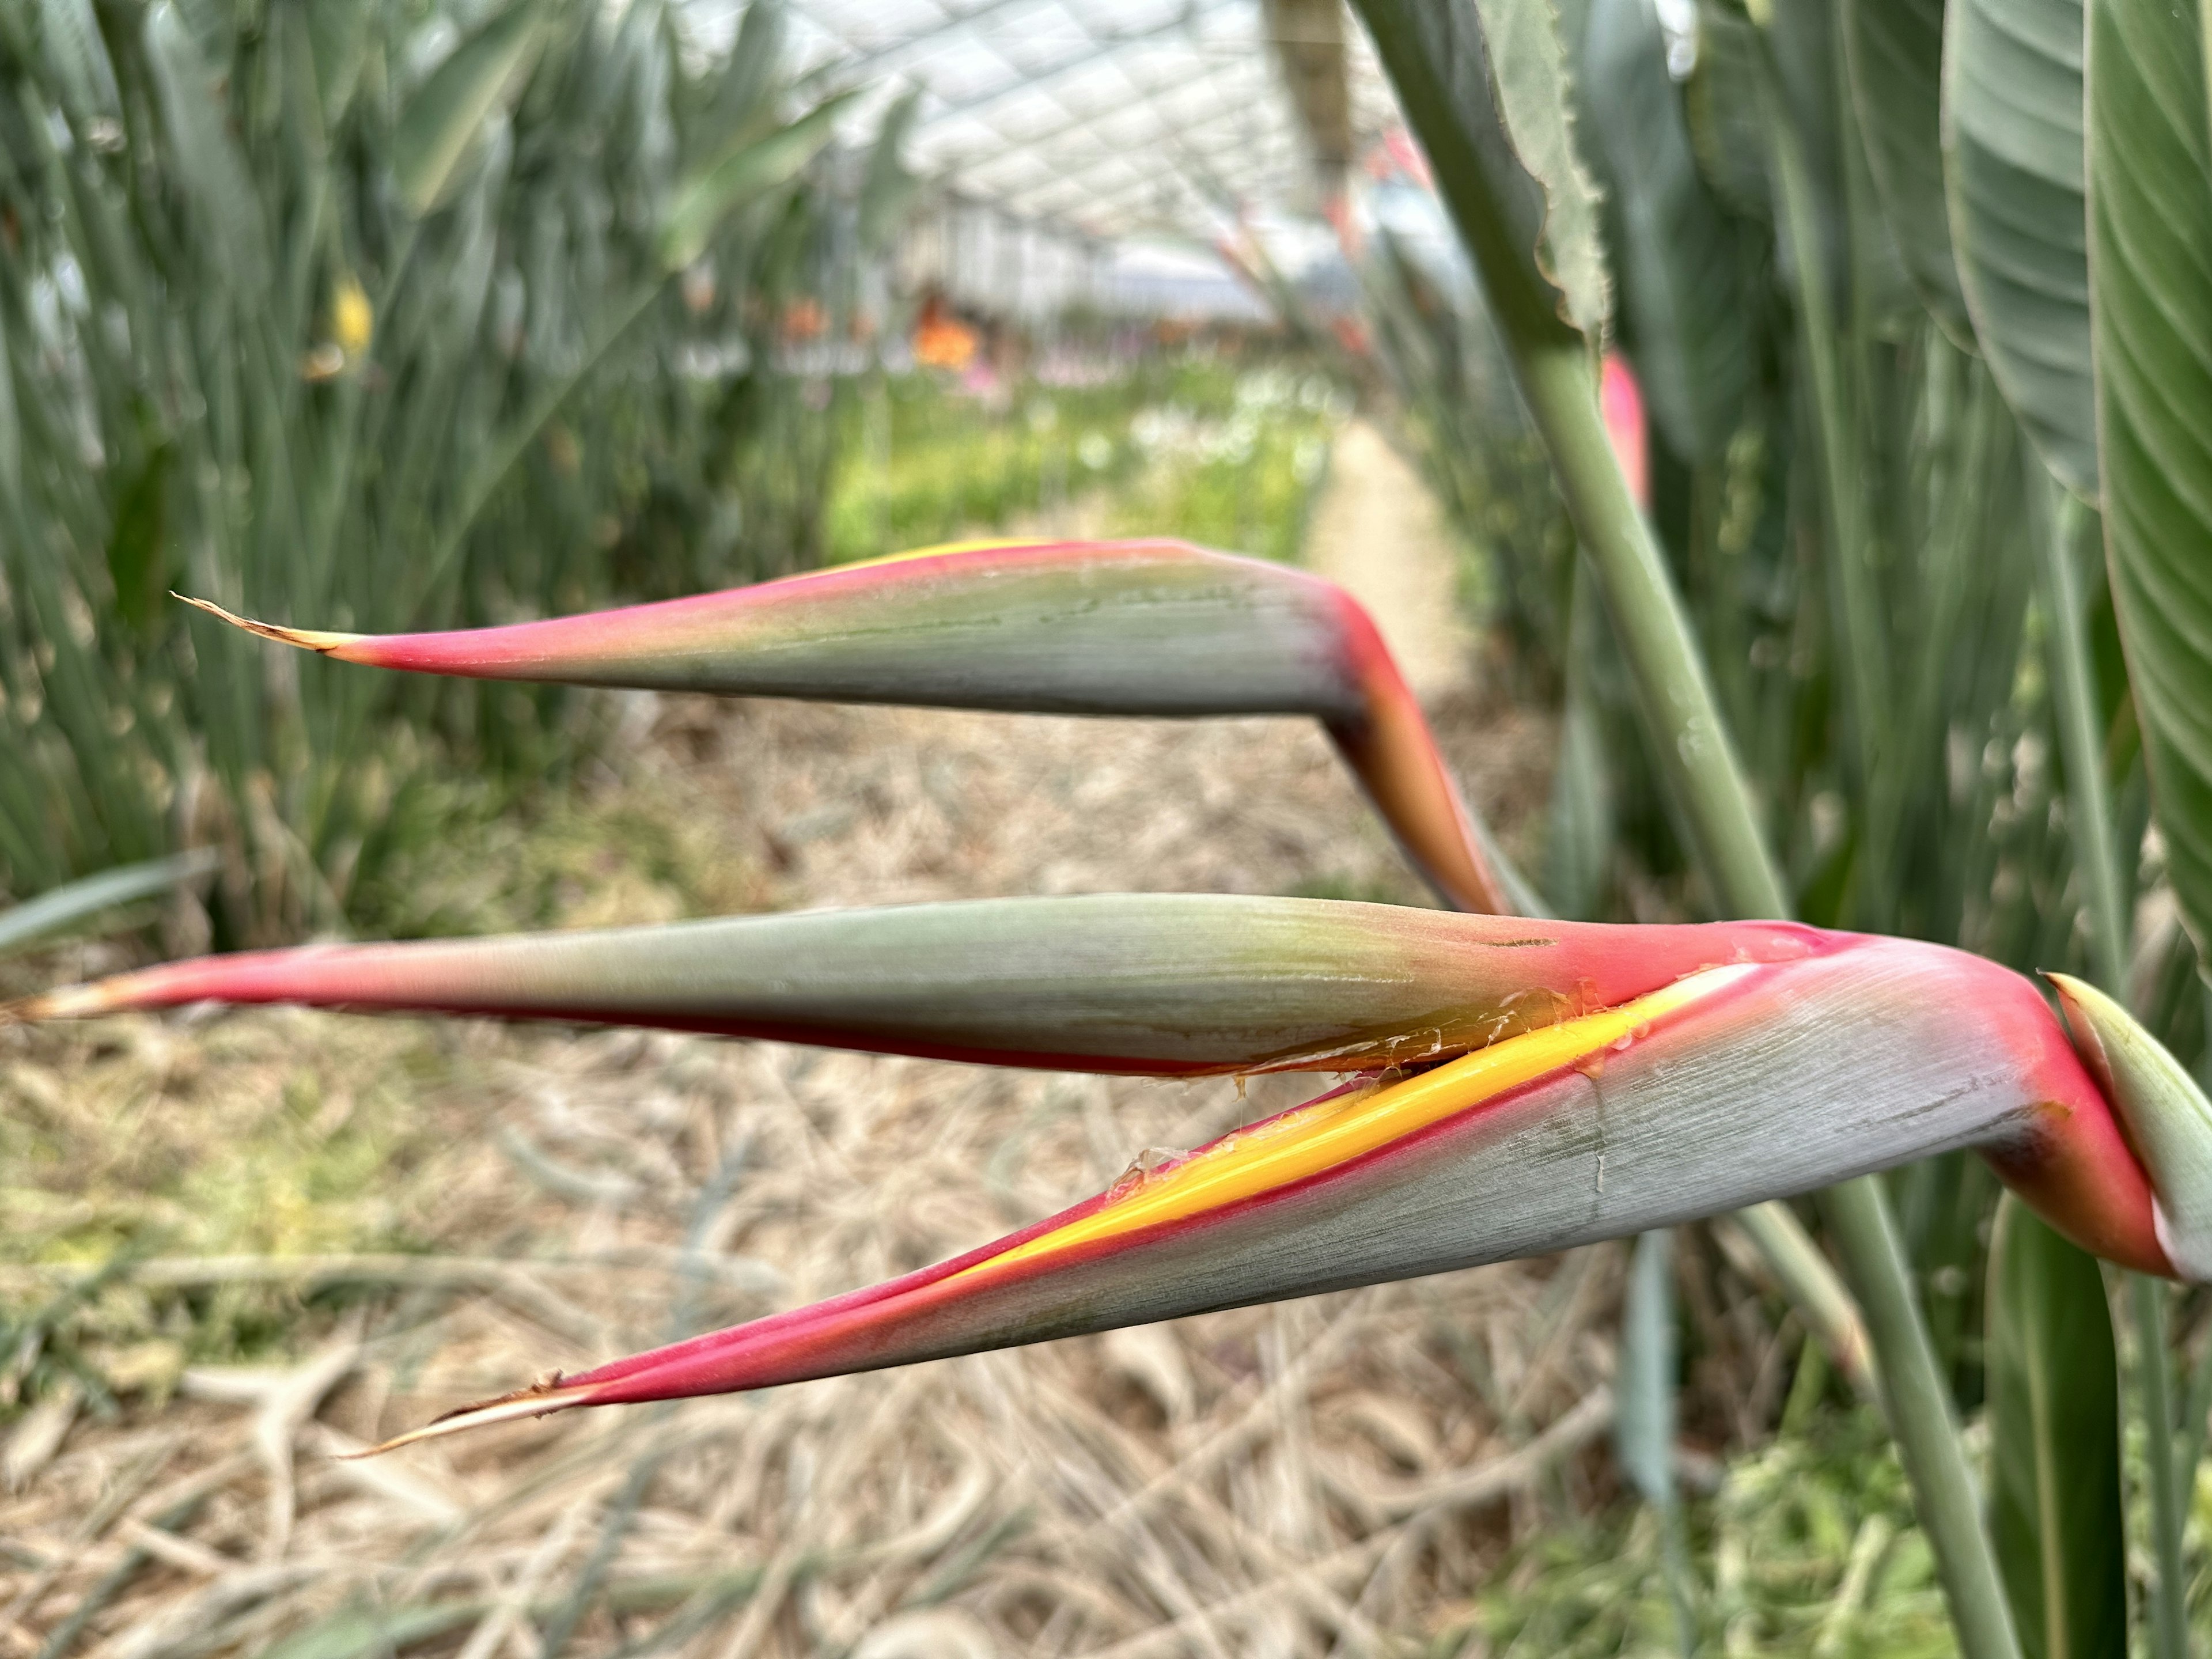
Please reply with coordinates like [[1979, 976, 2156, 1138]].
[[1302, 418, 1475, 702]]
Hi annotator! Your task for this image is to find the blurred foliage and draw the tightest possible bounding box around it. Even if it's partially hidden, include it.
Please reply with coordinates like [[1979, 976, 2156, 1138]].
[[1103, 361, 1347, 565], [825, 353, 1347, 566], [0, 0, 914, 940], [1438, 1410, 1952, 1657]]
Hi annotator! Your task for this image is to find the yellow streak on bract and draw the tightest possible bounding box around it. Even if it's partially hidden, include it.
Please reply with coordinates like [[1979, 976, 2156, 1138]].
[[817, 537, 1066, 577], [959, 963, 1762, 1281]]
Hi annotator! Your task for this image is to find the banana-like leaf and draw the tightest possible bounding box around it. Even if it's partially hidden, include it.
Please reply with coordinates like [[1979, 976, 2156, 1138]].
[[304, 0, 374, 125], [1944, 0, 2097, 494], [393, 0, 543, 215], [1352, 0, 1606, 344], [1984, 1195, 2127, 1659], [656, 94, 850, 273], [180, 539, 1514, 915], [1580, 0, 1751, 460], [698, 0, 787, 160], [2084, 0, 2212, 968], [1468, 0, 1612, 338], [1843, 0, 1972, 339]]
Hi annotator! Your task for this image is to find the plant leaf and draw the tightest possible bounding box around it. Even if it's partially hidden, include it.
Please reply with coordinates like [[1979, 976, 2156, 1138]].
[[0, 299, 20, 506], [2086, 0, 2212, 968], [858, 87, 922, 254], [393, 0, 543, 215], [1580, 0, 1751, 459], [1615, 1228, 1678, 1505], [37, 0, 120, 128], [143, 2, 268, 293], [1352, 0, 1608, 343], [1944, 0, 2097, 493], [1843, 0, 1972, 338], [0, 850, 217, 957], [1468, 0, 1612, 337], [104, 440, 171, 632], [1984, 1195, 2127, 1659], [1681, 5, 1774, 219], [303, 0, 374, 127], [656, 94, 849, 274]]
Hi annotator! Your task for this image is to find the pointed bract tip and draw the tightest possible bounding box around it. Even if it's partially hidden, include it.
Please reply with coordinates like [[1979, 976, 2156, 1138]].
[[0, 984, 106, 1025], [172, 594, 366, 654], [344, 1377, 595, 1457], [2048, 972, 2212, 1281]]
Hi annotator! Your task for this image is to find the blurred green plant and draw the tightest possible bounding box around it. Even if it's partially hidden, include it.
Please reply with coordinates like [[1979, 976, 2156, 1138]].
[[1447, 1407, 1953, 1657], [824, 354, 1344, 565], [0, 0, 912, 940]]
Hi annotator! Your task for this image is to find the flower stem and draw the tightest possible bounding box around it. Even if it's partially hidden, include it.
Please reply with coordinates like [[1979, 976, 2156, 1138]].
[[2033, 479, 2187, 1659]]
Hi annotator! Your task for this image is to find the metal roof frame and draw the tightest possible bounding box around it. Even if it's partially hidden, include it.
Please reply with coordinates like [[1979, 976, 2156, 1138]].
[[764, 0, 1398, 244]]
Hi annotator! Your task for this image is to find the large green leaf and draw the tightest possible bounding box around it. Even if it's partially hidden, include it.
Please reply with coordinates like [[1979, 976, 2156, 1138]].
[[2086, 0, 2212, 965], [1469, 0, 1612, 338], [1580, 0, 1751, 459], [1353, 0, 1609, 344], [303, 0, 374, 127], [393, 0, 543, 214], [1942, 0, 2097, 494], [143, 2, 268, 293], [1681, 4, 1774, 220], [656, 95, 849, 273], [1843, 0, 1972, 338], [1984, 1195, 2126, 1659]]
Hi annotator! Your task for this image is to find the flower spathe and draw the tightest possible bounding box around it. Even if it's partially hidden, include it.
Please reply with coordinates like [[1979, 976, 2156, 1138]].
[[14, 908, 2192, 1451]]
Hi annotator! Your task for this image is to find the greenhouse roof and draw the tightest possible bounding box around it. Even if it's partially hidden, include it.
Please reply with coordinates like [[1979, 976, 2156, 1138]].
[[699, 0, 1404, 244]]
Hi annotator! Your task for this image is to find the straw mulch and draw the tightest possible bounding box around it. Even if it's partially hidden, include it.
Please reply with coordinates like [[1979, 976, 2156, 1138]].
[[0, 687, 1772, 1659]]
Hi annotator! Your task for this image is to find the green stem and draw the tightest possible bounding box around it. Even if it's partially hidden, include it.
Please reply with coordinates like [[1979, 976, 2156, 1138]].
[[1513, 345, 1789, 918], [2134, 1274, 2190, 1659], [2035, 484, 2129, 991], [2032, 479, 2187, 1659], [1818, 1178, 2023, 1659]]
